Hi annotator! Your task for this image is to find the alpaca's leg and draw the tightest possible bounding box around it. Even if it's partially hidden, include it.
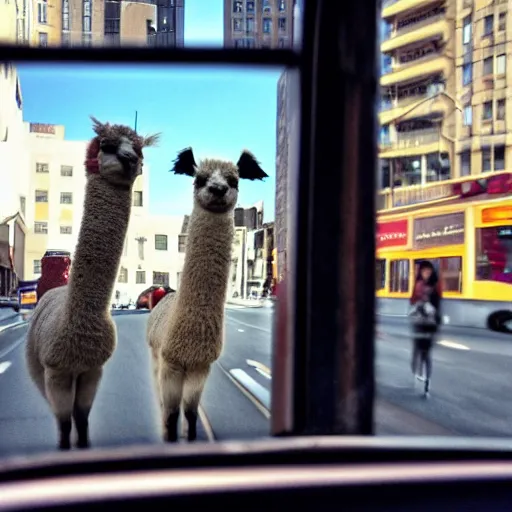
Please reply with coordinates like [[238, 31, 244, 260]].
[[160, 362, 184, 443], [73, 367, 103, 449], [182, 366, 210, 442], [44, 370, 75, 450]]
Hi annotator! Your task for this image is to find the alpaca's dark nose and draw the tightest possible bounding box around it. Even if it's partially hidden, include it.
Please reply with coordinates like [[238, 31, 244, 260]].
[[208, 184, 228, 197]]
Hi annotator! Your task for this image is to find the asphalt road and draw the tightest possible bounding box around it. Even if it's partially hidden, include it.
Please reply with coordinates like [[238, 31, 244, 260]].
[[2, 305, 512, 459]]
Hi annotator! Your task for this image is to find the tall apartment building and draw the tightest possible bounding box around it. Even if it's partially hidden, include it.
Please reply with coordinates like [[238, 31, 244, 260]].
[[148, 0, 185, 48], [455, 1, 511, 178], [224, 0, 295, 49], [378, 0, 456, 209], [0, 0, 33, 45]]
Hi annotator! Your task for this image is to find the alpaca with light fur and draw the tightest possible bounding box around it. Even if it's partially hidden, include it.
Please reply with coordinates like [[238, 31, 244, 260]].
[[147, 147, 267, 442], [26, 116, 159, 450]]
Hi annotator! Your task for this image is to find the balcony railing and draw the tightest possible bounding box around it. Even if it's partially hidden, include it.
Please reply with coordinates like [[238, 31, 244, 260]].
[[394, 12, 445, 38], [382, 50, 443, 76], [380, 92, 428, 112], [382, 128, 440, 150]]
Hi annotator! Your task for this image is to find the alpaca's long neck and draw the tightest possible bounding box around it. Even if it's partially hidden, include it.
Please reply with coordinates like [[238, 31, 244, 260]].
[[66, 176, 132, 317], [175, 204, 234, 314]]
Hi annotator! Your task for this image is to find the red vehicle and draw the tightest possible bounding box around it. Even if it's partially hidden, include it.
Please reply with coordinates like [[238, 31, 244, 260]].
[[36, 250, 71, 302], [136, 285, 175, 310]]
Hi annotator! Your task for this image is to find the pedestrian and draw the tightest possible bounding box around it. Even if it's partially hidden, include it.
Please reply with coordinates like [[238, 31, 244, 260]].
[[409, 260, 442, 392]]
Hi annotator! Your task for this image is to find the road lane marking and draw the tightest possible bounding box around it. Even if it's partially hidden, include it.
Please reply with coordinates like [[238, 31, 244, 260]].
[[0, 321, 26, 335], [226, 316, 271, 334], [437, 340, 470, 351], [217, 364, 270, 419], [229, 369, 271, 411], [237, 328, 245, 332], [246, 359, 272, 379], [0, 361, 12, 374], [198, 405, 215, 442]]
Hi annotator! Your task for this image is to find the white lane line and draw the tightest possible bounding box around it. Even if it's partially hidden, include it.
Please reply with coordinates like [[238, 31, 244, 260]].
[[0, 361, 12, 374], [237, 328, 245, 332], [437, 340, 470, 351], [0, 321, 26, 335], [226, 316, 271, 334], [229, 368, 271, 412], [246, 359, 272, 379]]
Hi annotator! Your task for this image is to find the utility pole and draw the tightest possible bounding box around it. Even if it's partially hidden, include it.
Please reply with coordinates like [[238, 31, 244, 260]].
[[134, 111, 138, 133]]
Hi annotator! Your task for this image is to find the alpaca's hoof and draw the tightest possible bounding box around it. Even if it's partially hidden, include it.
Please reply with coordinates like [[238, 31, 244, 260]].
[[77, 439, 90, 449], [59, 440, 71, 451], [164, 431, 179, 443]]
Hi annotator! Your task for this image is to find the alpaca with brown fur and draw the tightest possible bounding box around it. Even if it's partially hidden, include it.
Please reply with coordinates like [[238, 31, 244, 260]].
[[147, 147, 267, 442], [26, 117, 159, 450]]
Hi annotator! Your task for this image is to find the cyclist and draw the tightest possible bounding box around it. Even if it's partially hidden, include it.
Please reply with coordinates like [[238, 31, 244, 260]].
[[409, 260, 442, 394]]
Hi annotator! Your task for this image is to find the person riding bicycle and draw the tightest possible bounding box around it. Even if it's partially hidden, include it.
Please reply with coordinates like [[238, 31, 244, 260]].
[[409, 260, 442, 393]]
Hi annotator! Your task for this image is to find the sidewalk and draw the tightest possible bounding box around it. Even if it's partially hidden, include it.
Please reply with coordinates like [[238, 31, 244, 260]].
[[227, 298, 265, 308]]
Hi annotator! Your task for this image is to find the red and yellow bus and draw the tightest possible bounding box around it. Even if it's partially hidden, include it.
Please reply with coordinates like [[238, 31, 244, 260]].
[[376, 172, 512, 332]]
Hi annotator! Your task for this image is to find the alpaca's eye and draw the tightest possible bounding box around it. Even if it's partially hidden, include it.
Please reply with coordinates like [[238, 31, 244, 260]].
[[195, 176, 207, 188], [227, 177, 238, 189]]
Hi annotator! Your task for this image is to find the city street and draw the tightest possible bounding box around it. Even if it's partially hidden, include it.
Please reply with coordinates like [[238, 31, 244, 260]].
[[1, 305, 512, 457]]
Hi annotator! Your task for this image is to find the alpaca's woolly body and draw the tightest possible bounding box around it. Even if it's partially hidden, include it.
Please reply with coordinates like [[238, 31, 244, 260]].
[[26, 136, 137, 450], [147, 203, 234, 440]]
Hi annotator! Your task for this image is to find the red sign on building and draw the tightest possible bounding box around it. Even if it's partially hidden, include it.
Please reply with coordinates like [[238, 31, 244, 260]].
[[376, 219, 408, 249]]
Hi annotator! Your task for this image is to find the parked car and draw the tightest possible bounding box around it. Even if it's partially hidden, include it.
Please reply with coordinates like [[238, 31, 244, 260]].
[[136, 285, 175, 310]]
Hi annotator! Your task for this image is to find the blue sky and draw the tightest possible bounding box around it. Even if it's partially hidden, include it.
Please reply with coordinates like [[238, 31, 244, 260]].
[[16, 1, 283, 221]]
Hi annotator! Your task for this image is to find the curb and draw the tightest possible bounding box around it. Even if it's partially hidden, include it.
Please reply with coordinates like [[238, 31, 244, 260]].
[[111, 309, 150, 316], [226, 301, 265, 309]]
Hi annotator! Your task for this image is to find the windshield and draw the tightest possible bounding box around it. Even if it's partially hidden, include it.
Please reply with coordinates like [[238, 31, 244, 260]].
[[0, 0, 512, 463]]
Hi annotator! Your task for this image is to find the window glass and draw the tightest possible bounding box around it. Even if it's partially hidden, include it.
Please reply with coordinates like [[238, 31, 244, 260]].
[[476, 227, 512, 284], [389, 259, 409, 292], [376, 259, 386, 290]]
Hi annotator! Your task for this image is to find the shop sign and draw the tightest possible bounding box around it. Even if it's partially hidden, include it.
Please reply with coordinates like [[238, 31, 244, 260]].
[[413, 212, 464, 249], [376, 219, 408, 249]]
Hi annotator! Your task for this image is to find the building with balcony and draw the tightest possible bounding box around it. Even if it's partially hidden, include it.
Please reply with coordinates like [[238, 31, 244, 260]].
[[224, 0, 295, 49], [379, 0, 456, 209], [454, 0, 511, 177]]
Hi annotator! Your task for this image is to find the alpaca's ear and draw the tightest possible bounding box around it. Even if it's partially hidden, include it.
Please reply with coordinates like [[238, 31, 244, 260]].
[[142, 133, 161, 148], [90, 115, 108, 136], [171, 147, 197, 177], [236, 150, 268, 181]]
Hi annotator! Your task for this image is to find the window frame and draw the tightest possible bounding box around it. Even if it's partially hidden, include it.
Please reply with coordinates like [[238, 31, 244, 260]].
[[155, 234, 168, 251]]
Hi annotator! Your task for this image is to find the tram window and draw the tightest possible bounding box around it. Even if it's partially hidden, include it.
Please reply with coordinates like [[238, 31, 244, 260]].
[[389, 259, 409, 293], [376, 259, 386, 290], [476, 227, 512, 284], [439, 257, 463, 292]]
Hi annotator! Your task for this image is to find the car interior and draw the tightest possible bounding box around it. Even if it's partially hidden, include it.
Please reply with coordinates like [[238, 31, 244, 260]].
[[2, 0, 512, 510]]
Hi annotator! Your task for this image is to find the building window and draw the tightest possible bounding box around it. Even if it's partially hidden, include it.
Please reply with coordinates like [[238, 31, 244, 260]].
[[376, 259, 386, 290], [34, 222, 48, 234], [118, 267, 128, 283], [60, 226, 72, 234], [484, 14, 494, 36], [62, 0, 70, 31], [38, 32, 48, 47], [496, 54, 506, 75], [279, 0, 286, 12], [494, 145, 505, 170], [62, 32, 71, 46], [497, 99, 506, 121], [178, 234, 187, 252], [499, 12, 506, 32], [38, 0, 48, 24], [463, 16, 472, 45], [389, 259, 409, 293], [20, 196, 26, 217], [482, 147, 492, 172], [177, 272, 182, 289], [278, 18, 287, 32], [133, 191, 143, 207], [60, 192, 73, 204], [246, 18, 254, 32], [33, 260, 42, 274], [233, 18, 242, 32], [35, 190, 48, 202], [263, 18, 272, 33], [476, 227, 512, 283], [262, 0, 271, 13], [36, 162, 49, 173], [462, 63, 472, 86], [246, 1, 254, 13], [482, 101, 493, 121], [60, 165, 73, 177], [82, 33, 92, 46], [155, 234, 168, 251], [483, 56, 493, 76], [460, 151, 471, 176], [136, 271, 146, 284], [153, 271, 169, 287], [278, 38, 287, 48], [233, 0, 242, 13], [463, 105, 472, 126]]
